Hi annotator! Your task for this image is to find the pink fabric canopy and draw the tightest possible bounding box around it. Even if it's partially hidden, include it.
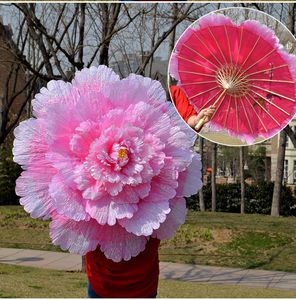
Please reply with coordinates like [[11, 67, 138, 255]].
[[13, 66, 202, 262], [170, 14, 296, 145]]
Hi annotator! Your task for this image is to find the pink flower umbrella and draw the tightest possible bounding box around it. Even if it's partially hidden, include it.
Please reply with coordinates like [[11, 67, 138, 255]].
[[170, 14, 296, 145], [13, 66, 202, 262]]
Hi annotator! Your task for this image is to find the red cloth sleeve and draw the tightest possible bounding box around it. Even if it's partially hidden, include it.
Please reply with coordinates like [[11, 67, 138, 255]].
[[86, 238, 160, 298], [170, 85, 198, 123]]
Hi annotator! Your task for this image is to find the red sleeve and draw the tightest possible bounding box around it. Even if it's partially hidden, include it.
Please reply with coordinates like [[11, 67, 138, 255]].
[[86, 238, 160, 298], [170, 85, 198, 123]]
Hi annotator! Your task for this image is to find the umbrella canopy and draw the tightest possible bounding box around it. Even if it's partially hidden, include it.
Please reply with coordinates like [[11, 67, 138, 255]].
[[170, 13, 296, 145]]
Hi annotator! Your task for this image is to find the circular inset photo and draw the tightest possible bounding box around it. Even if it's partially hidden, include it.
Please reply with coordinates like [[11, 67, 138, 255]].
[[168, 7, 296, 146]]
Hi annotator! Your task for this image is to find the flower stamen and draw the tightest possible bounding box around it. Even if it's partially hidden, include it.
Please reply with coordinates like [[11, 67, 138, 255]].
[[118, 147, 128, 160]]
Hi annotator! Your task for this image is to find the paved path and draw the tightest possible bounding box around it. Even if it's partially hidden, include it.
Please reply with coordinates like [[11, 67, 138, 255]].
[[1, 247, 296, 291]]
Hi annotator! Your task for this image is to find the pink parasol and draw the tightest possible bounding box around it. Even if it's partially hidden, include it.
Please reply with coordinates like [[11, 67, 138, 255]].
[[13, 66, 202, 262], [170, 14, 296, 145]]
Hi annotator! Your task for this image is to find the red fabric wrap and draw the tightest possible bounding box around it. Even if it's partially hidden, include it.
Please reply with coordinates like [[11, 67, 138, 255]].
[[170, 85, 197, 123], [86, 238, 160, 298]]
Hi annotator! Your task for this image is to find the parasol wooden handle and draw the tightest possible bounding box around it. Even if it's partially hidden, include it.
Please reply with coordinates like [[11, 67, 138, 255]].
[[194, 89, 226, 132], [194, 116, 207, 132]]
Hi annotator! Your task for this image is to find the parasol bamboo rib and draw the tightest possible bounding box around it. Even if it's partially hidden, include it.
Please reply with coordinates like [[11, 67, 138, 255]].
[[179, 70, 216, 77], [208, 27, 228, 64], [246, 64, 288, 77], [248, 93, 281, 126], [188, 86, 219, 100], [235, 97, 239, 132], [227, 36, 261, 85], [250, 79, 295, 84], [235, 27, 244, 67], [183, 43, 221, 69], [207, 92, 227, 121], [234, 44, 275, 85], [243, 48, 276, 73], [237, 49, 288, 92], [198, 90, 222, 111], [244, 94, 268, 132], [252, 90, 291, 116], [239, 36, 261, 70], [193, 32, 224, 67], [194, 89, 227, 132], [177, 55, 217, 73], [240, 96, 254, 134], [224, 25, 233, 65], [181, 80, 217, 86], [252, 85, 296, 102], [223, 95, 232, 129]]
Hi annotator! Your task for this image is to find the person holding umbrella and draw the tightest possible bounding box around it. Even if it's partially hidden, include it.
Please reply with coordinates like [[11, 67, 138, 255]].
[[170, 85, 216, 132]]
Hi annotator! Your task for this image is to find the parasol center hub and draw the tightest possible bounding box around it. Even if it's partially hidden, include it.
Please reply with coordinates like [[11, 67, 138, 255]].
[[216, 64, 249, 97]]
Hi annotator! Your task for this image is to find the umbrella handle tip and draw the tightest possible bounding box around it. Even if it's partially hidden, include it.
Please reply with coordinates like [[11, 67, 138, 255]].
[[194, 116, 207, 132]]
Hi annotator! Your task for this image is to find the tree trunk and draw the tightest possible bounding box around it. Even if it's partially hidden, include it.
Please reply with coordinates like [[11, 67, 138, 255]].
[[271, 130, 287, 216], [99, 4, 121, 67], [199, 137, 205, 212], [211, 143, 217, 212], [239, 147, 245, 214], [169, 4, 178, 54], [82, 255, 86, 273]]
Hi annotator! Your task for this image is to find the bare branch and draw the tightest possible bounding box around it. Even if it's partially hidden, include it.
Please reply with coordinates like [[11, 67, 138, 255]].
[[136, 4, 194, 75], [284, 125, 296, 148]]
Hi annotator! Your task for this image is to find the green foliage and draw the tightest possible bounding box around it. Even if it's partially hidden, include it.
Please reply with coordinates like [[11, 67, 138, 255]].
[[198, 228, 213, 241], [169, 225, 213, 246], [2, 264, 296, 298], [247, 146, 266, 181], [188, 182, 295, 216], [0, 145, 21, 205]]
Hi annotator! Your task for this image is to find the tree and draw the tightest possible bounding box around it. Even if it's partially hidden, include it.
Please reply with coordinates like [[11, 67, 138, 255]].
[[239, 147, 245, 214], [198, 137, 205, 212], [271, 3, 295, 216], [211, 142, 217, 212], [271, 129, 287, 216], [0, 16, 38, 145]]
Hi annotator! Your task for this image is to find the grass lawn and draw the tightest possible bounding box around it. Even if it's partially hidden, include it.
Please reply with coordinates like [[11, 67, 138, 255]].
[[1, 206, 296, 272], [1, 263, 296, 298], [160, 211, 296, 272]]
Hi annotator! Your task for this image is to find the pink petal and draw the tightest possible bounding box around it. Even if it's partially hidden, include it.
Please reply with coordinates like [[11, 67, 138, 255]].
[[69, 120, 101, 158], [50, 215, 100, 255], [72, 65, 120, 92], [199, 13, 234, 29], [49, 174, 89, 221], [85, 198, 116, 226], [13, 119, 48, 168], [148, 162, 178, 202], [97, 224, 148, 262], [152, 197, 187, 240], [32, 80, 74, 118], [110, 202, 138, 220], [108, 74, 166, 109], [177, 153, 203, 197], [50, 214, 147, 262], [119, 200, 171, 236], [114, 183, 151, 204], [46, 152, 79, 189], [16, 164, 57, 219]]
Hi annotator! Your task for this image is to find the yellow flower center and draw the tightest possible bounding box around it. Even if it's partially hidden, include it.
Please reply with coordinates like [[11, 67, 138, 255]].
[[118, 148, 127, 160]]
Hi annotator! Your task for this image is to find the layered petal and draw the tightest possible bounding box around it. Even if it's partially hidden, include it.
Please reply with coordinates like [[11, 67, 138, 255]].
[[49, 174, 89, 221], [13, 65, 203, 262], [13, 119, 48, 168], [119, 200, 171, 236], [50, 215, 101, 255], [16, 163, 57, 219], [152, 197, 187, 240]]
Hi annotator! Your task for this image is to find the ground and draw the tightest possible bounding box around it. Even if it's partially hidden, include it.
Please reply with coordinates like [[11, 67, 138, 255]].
[[1, 206, 296, 272]]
